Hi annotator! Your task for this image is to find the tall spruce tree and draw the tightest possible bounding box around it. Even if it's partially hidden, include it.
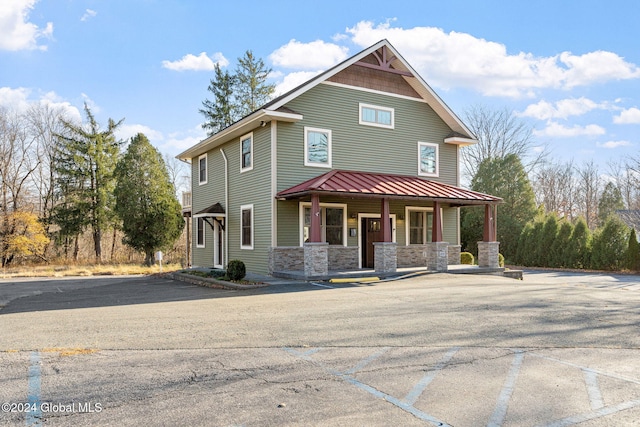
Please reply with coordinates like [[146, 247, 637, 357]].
[[53, 103, 123, 262], [114, 133, 184, 266], [199, 50, 275, 136]]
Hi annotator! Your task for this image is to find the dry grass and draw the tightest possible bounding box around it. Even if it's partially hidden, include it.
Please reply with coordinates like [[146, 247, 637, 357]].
[[0, 263, 182, 279]]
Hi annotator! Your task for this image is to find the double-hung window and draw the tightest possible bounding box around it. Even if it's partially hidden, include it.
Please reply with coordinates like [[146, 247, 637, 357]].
[[304, 127, 331, 168], [196, 217, 205, 248], [240, 204, 253, 249], [359, 103, 394, 129], [301, 203, 346, 245], [406, 208, 433, 244], [418, 142, 439, 177], [240, 133, 253, 172], [198, 154, 207, 185]]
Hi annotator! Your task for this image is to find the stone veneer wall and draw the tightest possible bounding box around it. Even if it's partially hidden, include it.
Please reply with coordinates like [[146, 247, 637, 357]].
[[396, 245, 428, 268], [448, 245, 461, 265], [269, 247, 304, 274], [328, 246, 359, 271]]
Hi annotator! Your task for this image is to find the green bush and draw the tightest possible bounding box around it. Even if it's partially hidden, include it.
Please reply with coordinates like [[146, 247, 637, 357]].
[[226, 260, 246, 281], [460, 252, 474, 265], [498, 253, 504, 267]]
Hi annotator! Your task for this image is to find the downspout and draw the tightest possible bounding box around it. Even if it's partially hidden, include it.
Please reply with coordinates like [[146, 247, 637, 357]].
[[220, 148, 229, 268]]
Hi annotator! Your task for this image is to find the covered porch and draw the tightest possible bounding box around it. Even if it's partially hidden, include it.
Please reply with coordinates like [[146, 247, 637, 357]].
[[270, 170, 502, 280]]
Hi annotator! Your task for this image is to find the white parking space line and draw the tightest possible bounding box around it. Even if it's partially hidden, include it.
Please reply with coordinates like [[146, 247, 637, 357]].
[[344, 347, 390, 375], [26, 351, 42, 426], [403, 347, 460, 406], [583, 369, 604, 410], [540, 399, 640, 427], [487, 350, 524, 427]]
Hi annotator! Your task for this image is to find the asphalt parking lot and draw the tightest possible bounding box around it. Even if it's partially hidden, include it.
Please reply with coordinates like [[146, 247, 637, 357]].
[[1, 271, 640, 426]]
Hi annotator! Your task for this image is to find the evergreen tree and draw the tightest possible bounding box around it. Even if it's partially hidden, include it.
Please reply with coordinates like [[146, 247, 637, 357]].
[[626, 228, 640, 271], [539, 213, 559, 267], [567, 217, 591, 269], [235, 50, 275, 117], [199, 64, 237, 136], [199, 50, 275, 136], [461, 154, 537, 260], [590, 216, 629, 271], [551, 219, 573, 268], [597, 182, 624, 225], [114, 133, 184, 266], [53, 103, 123, 262]]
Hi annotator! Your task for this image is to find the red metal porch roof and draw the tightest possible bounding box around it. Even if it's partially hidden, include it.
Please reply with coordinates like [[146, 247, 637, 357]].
[[276, 170, 502, 205]]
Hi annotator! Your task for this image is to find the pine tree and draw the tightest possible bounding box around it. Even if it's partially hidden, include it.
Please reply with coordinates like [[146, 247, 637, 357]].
[[590, 216, 629, 271], [53, 103, 123, 262], [114, 133, 184, 265], [235, 50, 275, 117], [568, 217, 591, 269], [199, 64, 237, 135]]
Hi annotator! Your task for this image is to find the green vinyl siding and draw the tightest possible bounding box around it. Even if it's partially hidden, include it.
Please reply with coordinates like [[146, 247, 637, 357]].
[[276, 83, 459, 193]]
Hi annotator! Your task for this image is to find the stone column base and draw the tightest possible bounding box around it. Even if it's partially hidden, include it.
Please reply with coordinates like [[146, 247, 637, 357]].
[[448, 245, 461, 265], [426, 242, 449, 272], [304, 242, 329, 277], [374, 242, 397, 273], [477, 241, 500, 268]]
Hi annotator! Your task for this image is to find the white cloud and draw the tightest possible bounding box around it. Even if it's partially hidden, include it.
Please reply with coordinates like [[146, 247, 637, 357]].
[[0, 87, 81, 122], [596, 140, 632, 149], [269, 39, 349, 70], [0, 0, 53, 51], [80, 9, 97, 22], [613, 107, 640, 124], [117, 124, 163, 143], [519, 97, 603, 120], [273, 71, 323, 97], [162, 52, 228, 71], [343, 20, 640, 98], [534, 122, 606, 137]]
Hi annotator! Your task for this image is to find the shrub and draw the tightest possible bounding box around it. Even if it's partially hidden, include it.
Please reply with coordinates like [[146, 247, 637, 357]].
[[498, 253, 505, 267], [460, 252, 474, 265], [226, 260, 246, 281]]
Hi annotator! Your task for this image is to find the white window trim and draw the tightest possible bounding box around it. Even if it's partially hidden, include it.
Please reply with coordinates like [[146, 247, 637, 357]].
[[240, 132, 253, 173], [198, 153, 208, 185], [240, 204, 254, 250], [404, 207, 434, 246], [304, 126, 332, 168], [417, 141, 439, 177], [359, 103, 395, 129], [196, 217, 205, 248], [299, 202, 348, 246]]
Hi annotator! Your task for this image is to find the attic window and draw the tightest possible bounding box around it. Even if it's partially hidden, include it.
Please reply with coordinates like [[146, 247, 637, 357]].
[[359, 103, 394, 129]]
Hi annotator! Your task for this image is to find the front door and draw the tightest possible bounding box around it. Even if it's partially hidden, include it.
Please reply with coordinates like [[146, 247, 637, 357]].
[[362, 218, 382, 268], [213, 221, 224, 269]]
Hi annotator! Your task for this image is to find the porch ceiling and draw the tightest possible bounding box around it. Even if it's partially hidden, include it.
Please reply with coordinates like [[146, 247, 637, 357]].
[[275, 170, 502, 206]]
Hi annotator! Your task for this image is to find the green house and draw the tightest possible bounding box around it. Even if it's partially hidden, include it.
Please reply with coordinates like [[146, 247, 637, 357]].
[[177, 40, 502, 279]]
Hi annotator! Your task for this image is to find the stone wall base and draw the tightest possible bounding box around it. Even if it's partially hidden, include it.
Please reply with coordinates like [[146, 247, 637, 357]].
[[304, 242, 329, 277], [477, 241, 500, 268], [374, 242, 397, 273], [426, 242, 449, 272]]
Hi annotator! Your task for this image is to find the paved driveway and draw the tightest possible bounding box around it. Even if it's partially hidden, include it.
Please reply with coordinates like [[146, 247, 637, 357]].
[[1, 271, 640, 426]]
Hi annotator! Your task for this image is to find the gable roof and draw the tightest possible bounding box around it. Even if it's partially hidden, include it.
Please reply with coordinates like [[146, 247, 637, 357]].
[[177, 39, 477, 161], [276, 170, 502, 206]]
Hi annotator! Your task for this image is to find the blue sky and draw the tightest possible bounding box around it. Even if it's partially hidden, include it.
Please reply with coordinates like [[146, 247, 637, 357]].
[[1, 0, 639, 175]]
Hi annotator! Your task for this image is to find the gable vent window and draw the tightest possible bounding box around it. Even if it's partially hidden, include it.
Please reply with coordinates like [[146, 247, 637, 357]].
[[359, 103, 394, 129]]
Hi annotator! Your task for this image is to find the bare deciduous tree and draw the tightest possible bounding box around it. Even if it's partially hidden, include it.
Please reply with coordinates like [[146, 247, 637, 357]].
[[575, 160, 602, 229], [461, 104, 547, 182], [533, 160, 576, 220]]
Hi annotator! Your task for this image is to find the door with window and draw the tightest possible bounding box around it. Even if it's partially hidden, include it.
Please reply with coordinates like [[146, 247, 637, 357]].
[[213, 221, 224, 268]]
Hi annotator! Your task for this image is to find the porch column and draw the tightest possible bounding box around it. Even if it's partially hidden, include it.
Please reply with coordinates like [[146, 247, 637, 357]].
[[380, 197, 391, 242], [310, 193, 322, 242], [374, 197, 396, 273], [432, 201, 443, 242], [304, 193, 328, 278], [427, 201, 447, 271], [478, 204, 500, 268]]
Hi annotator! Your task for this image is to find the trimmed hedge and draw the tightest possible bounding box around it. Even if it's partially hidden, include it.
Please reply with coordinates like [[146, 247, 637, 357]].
[[226, 260, 246, 281], [460, 252, 475, 265]]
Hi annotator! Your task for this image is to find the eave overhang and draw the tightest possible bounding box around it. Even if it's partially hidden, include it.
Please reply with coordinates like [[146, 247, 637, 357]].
[[176, 109, 303, 161]]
